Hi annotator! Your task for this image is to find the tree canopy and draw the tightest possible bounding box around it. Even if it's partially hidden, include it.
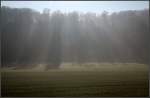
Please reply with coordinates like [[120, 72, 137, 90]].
[[1, 6, 149, 68]]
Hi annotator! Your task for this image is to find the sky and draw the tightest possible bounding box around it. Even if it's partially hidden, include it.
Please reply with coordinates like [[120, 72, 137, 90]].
[[1, 1, 149, 13]]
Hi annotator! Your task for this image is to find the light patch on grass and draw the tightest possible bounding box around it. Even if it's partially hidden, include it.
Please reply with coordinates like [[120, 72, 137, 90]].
[[1, 63, 148, 72], [59, 63, 148, 72]]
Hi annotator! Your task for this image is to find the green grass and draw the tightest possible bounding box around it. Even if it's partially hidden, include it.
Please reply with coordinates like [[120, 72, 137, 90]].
[[1, 63, 149, 97]]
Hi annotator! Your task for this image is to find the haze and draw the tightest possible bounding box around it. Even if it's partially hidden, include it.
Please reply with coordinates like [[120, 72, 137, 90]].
[[1, 1, 149, 13], [1, 1, 149, 97]]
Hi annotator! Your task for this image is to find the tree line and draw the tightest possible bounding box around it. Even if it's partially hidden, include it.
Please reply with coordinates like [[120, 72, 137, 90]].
[[1, 6, 149, 68]]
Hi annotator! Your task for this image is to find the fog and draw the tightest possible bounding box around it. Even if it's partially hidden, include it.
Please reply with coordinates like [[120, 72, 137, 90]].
[[1, 2, 149, 96], [1, 6, 149, 70]]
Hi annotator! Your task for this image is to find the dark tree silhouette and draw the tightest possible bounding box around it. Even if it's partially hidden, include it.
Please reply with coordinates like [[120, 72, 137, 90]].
[[1, 6, 149, 69]]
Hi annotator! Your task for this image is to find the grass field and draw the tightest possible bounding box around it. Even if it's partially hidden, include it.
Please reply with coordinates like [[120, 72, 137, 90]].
[[1, 63, 149, 97]]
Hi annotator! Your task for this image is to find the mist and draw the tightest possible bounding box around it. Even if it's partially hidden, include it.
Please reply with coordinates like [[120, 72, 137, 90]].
[[1, 6, 149, 70], [1, 1, 149, 96]]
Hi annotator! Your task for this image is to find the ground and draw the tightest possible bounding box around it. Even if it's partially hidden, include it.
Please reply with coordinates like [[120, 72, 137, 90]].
[[1, 63, 149, 97]]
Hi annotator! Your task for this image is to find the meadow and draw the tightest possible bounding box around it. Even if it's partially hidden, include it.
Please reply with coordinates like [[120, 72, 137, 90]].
[[1, 63, 149, 97]]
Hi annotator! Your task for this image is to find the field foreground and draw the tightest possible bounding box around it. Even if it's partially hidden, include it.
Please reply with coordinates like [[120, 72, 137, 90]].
[[1, 63, 149, 97]]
